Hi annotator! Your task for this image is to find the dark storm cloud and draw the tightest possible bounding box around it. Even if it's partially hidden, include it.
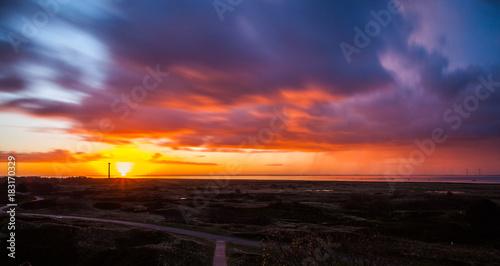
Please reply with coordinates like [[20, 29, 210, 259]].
[[80, 0, 398, 98], [0, 76, 24, 92]]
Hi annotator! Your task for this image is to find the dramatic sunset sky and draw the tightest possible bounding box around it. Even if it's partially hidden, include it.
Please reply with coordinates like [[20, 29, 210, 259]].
[[1, 0, 499, 177]]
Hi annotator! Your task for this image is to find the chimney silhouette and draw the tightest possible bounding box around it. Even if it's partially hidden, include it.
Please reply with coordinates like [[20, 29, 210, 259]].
[[108, 163, 110, 178]]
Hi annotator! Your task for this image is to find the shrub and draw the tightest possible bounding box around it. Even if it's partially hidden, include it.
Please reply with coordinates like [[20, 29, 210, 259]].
[[343, 193, 393, 214], [262, 231, 405, 265], [17, 183, 28, 193], [20, 199, 57, 209], [93, 202, 121, 210], [29, 182, 55, 194], [466, 199, 500, 227]]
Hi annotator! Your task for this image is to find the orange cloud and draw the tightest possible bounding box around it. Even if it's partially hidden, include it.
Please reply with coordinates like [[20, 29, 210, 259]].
[[3, 149, 111, 163], [149, 153, 217, 166]]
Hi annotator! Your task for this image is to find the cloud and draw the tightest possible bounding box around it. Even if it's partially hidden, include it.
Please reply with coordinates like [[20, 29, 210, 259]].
[[0, 0, 499, 154], [149, 153, 217, 166], [0, 77, 25, 92], [2, 149, 110, 163]]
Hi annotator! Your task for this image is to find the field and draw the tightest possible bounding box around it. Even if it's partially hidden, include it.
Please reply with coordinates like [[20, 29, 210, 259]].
[[1, 177, 500, 265]]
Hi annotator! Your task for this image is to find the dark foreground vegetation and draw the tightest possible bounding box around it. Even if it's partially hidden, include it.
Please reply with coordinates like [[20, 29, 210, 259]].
[[0, 216, 214, 266], [1, 176, 500, 265]]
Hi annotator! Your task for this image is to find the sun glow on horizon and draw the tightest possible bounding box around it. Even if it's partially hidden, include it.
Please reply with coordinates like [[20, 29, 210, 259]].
[[116, 162, 134, 176]]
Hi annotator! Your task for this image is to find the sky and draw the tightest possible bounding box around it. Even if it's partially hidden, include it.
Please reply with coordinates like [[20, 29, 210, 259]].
[[0, 0, 499, 177]]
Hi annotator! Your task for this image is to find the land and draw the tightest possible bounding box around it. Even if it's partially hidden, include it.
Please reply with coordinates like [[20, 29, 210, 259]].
[[1, 177, 500, 265]]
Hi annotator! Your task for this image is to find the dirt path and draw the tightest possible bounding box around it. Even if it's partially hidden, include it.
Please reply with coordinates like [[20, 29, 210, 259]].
[[17, 212, 260, 246], [1, 194, 259, 265], [212, 240, 227, 266], [0, 194, 43, 212], [1, 195, 259, 246]]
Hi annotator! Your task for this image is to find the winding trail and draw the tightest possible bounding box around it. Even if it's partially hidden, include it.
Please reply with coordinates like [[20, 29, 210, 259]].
[[0, 194, 43, 212], [18, 212, 260, 246], [1, 194, 259, 265]]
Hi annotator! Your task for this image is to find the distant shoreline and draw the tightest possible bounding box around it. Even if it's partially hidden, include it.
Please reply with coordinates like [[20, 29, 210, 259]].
[[3, 175, 500, 184]]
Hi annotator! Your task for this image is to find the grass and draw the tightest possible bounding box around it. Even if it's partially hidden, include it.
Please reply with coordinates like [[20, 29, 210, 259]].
[[226, 242, 262, 266], [5, 177, 500, 264], [0, 215, 215, 266]]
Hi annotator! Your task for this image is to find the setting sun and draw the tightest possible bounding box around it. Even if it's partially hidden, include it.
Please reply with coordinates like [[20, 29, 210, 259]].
[[115, 162, 134, 177]]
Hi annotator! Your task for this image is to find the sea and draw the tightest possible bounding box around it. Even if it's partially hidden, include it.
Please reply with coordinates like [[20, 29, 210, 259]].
[[77, 175, 500, 183]]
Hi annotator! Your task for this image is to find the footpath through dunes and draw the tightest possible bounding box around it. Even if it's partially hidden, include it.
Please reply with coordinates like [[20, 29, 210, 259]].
[[0, 193, 259, 246], [16, 212, 260, 246], [1, 193, 258, 265]]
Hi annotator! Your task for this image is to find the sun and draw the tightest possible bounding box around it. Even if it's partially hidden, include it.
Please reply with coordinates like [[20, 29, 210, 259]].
[[115, 162, 134, 177]]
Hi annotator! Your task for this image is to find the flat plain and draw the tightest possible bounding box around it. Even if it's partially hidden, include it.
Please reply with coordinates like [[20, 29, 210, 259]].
[[1, 177, 500, 265]]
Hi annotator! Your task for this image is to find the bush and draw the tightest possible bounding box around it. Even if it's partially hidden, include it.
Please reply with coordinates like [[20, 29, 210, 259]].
[[227, 242, 262, 266], [93, 202, 121, 210], [70, 190, 86, 199], [10, 219, 214, 266], [20, 199, 57, 209], [17, 183, 28, 193], [343, 193, 393, 214], [466, 199, 500, 228], [29, 182, 55, 194], [262, 231, 405, 265]]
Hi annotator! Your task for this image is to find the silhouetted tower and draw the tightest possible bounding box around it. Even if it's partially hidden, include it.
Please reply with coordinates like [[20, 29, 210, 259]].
[[478, 169, 481, 176], [466, 169, 468, 176], [108, 163, 110, 178]]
